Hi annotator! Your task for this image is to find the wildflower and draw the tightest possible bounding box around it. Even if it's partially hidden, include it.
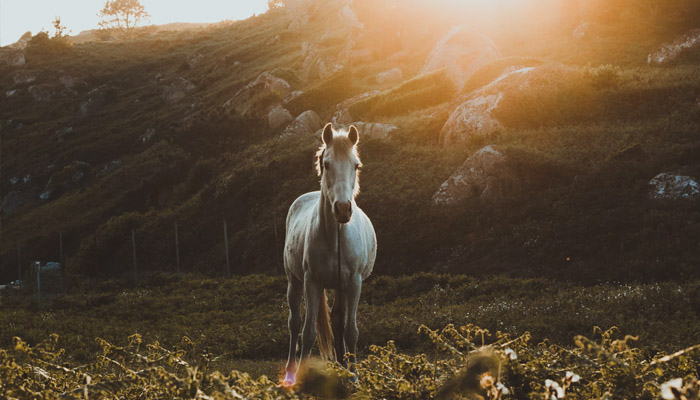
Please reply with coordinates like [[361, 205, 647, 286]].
[[504, 348, 517, 361], [545, 379, 564, 399], [565, 371, 580, 383], [660, 378, 683, 400]]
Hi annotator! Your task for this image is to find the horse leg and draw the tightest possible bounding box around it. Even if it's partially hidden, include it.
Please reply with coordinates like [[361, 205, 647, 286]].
[[284, 274, 303, 385], [300, 274, 322, 360], [331, 289, 346, 366], [344, 273, 362, 379]]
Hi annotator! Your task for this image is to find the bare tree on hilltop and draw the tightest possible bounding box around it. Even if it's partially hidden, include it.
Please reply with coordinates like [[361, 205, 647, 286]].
[[98, 0, 150, 32]]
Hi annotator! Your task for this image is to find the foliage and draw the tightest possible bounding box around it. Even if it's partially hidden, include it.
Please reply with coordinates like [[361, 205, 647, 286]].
[[0, 322, 698, 399], [98, 0, 150, 32]]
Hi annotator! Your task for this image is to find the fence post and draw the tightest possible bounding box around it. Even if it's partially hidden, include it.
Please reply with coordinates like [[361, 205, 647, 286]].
[[132, 229, 138, 287], [35, 261, 41, 307], [223, 219, 230, 278], [175, 222, 181, 275], [273, 212, 281, 272]]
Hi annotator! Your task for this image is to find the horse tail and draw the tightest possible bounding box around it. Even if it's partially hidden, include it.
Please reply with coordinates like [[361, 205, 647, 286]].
[[316, 289, 334, 360]]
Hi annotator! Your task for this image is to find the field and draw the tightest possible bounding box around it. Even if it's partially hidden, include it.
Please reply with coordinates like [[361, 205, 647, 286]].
[[2, 0, 700, 397]]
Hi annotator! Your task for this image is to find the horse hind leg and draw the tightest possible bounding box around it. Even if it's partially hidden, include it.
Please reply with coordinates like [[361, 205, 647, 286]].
[[331, 290, 346, 366], [344, 274, 362, 379], [284, 274, 303, 384], [300, 275, 323, 360]]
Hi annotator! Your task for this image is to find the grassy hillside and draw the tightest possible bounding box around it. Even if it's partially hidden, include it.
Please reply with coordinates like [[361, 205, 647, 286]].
[[1, 0, 700, 284]]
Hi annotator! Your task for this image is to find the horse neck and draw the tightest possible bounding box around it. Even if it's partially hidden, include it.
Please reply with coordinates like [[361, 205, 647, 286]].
[[318, 189, 339, 242]]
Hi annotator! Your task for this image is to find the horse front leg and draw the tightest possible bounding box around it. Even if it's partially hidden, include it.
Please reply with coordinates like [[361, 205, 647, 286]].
[[300, 274, 322, 360], [331, 289, 346, 366], [344, 273, 362, 379], [284, 274, 303, 385]]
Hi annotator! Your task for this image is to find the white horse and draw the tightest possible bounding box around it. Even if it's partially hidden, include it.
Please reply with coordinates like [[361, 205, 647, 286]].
[[283, 123, 377, 385]]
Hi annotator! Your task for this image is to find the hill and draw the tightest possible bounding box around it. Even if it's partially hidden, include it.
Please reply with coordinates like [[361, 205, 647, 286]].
[[1, 0, 700, 283]]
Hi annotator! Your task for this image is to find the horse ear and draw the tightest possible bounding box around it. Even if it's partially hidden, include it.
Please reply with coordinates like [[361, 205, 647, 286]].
[[322, 123, 334, 145], [348, 125, 359, 145]]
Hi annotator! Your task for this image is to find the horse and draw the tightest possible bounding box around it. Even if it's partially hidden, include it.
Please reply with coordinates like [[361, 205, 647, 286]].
[[283, 123, 377, 385]]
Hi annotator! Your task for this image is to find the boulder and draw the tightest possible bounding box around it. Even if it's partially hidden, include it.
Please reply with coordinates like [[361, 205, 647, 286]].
[[649, 173, 700, 200], [376, 67, 403, 85], [55, 127, 74, 143], [28, 84, 56, 101], [80, 85, 113, 116], [139, 128, 156, 145], [268, 104, 294, 130], [338, 5, 363, 30], [648, 28, 700, 66], [223, 72, 291, 112], [352, 122, 398, 140], [10, 32, 32, 50], [439, 66, 536, 146], [254, 72, 291, 97], [572, 22, 590, 40], [13, 70, 36, 85], [286, 0, 314, 30], [163, 78, 196, 104], [40, 161, 91, 201], [1, 190, 36, 216], [302, 42, 344, 81], [6, 89, 19, 97], [433, 145, 519, 205], [282, 110, 322, 137], [186, 53, 204, 69], [284, 90, 303, 104], [330, 90, 381, 125], [96, 160, 123, 178], [421, 26, 501, 90]]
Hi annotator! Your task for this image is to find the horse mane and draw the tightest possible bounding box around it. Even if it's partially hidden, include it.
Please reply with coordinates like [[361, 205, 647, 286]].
[[315, 129, 362, 198]]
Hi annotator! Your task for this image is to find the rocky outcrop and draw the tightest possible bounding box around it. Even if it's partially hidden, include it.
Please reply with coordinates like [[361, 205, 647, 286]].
[[376, 67, 403, 85], [572, 22, 590, 40], [40, 161, 91, 201], [648, 29, 700, 66], [13, 70, 36, 85], [3, 50, 25, 66], [649, 173, 700, 200], [338, 5, 363, 30], [301, 42, 344, 81], [28, 84, 56, 101], [421, 26, 501, 90], [96, 160, 123, 178], [268, 104, 294, 130], [1, 190, 36, 216], [439, 66, 536, 146], [10, 32, 32, 50], [352, 122, 398, 140], [6, 89, 19, 98], [223, 72, 291, 112], [433, 145, 519, 205], [282, 110, 322, 137], [163, 78, 196, 104], [331, 90, 381, 125], [186, 54, 204, 69], [80, 85, 114, 116], [139, 128, 156, 145], [286, 0, 314, 30]]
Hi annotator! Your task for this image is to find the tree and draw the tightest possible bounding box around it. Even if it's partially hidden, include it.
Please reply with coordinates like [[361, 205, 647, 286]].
[[98, 0, 150, 32]]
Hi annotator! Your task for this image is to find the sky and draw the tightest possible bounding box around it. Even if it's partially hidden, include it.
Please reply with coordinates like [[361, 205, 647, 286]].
[[0, 0, 269, 46]]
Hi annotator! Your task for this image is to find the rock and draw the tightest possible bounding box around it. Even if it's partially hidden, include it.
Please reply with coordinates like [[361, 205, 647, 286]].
[[6, 89, 18, 97], [302, 42, 344, 81], [139, 128, 156, 144], [648, 28, 700, 66], [28, 84, 56, 101], [282, 110, 322, 137], [13, 70, 36, 85], [266, 34, 281, 46], [23, 174, 31, 183], [339, 5, 363, 30], [649, 173, 700, 200], [268, 104, 294, 130], [1, 190, 36, 216], [572, 22, 590, 39], [80, 85, 113, 116], [41, 161, 91, 201], [3, 50, 25, 66], [330, 90, 381, 125], [10, 177, 19, 185], [163, 78, 196, 104], [96, 160, 123, 178], [10, 31, 32, 50], [284, 90, 303, 104], [352, 122, 398, 140], [55, 127, 74, 143], [421, 26, 501, 90], [186, 53, 204, 69], [376, 67, 403, 85], [439, 66, 536, 146], [286, 0, 314, 30], [433, 145, 519, 205], [223, 72, 291, 112]]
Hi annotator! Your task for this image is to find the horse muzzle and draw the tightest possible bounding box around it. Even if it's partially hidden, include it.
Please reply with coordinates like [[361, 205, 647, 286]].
[[333, 201, 352, 224]]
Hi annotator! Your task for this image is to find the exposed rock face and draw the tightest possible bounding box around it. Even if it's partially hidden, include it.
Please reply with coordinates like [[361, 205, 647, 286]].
[[439, 66, 536, 146], [330, 90, 381, 125], [433, 145, 519, 205], [223, 72, 291, 111], [376, 67, 403, 85], [3, 50, 25, 66], [648, 29, 700, 66], [28, 84, 56, 101], [80, 85, 113, 116], [163, 78, 196, 104], [1, 190, 36, 216], [10, 32, 32, 50], [283, 110, 322, 137], [13, 70, 36, 85], [649, 173, 700, 200], [40, 161, 91, 201], [421, 26, 501, 90], [268, 104, 294, 130], [302, 42, 344, 81]]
